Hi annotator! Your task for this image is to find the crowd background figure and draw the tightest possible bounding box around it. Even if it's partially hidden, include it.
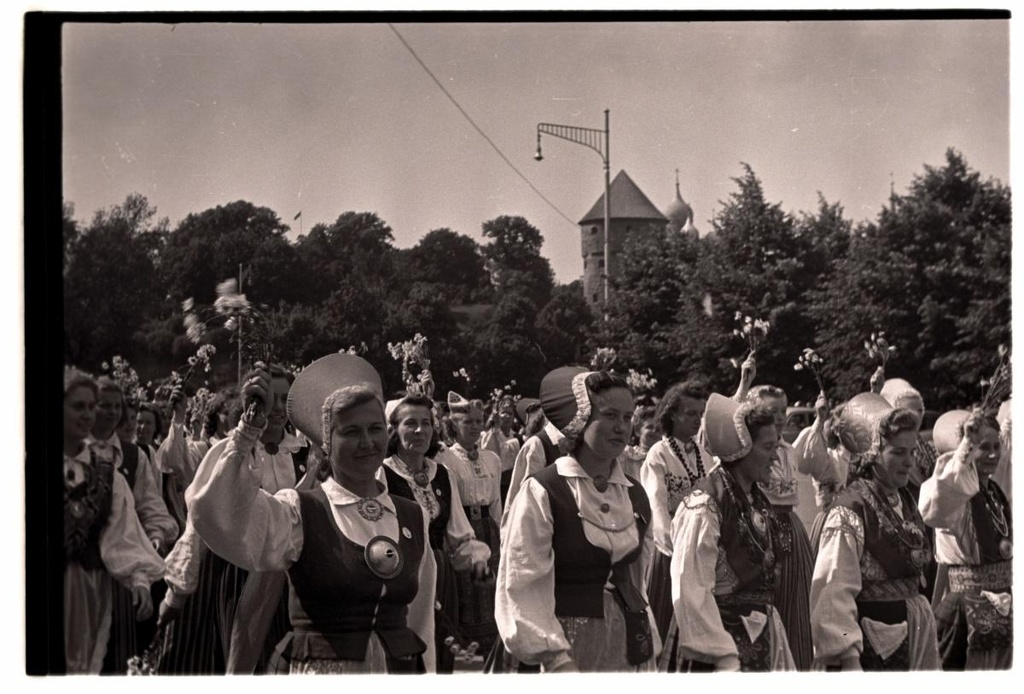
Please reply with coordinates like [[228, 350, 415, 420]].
[[61, 330, 1011, 675]]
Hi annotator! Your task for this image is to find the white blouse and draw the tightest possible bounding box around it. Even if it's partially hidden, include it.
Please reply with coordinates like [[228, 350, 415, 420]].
[[495, 456, 656, 670], [919, 438, 1003, 566], [435, 442, 502, 520], [793, 423, 852, 508], [88, 433, 179, 550], [640, 436, 713, 556], [480, 428, 522, 473], [186, 421, 437, 670], [380, 455, 491, 570]]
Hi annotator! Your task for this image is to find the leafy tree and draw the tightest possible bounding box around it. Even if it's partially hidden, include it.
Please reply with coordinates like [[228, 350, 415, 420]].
[[64, 193, 169, 368], [159, 200, 300, 306], [809, 149, 1011, 408], [401, 228, 491, 304], [535, 280, 596, 369], [480, 215, 554, 309]]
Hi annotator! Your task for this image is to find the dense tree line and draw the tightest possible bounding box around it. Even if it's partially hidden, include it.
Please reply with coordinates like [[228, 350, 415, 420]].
[[63, 148, 1009, 409]]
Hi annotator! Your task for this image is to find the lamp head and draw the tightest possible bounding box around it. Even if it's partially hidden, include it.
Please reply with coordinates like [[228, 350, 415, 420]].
[[534, 147, 543, 162]]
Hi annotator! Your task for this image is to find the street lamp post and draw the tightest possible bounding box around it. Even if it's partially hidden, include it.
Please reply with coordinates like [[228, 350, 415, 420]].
[[535, 109, 611, 317]]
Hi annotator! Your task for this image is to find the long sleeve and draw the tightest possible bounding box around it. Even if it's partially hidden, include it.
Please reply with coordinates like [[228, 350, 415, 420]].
[[445, 479, 492, 571], [408, 506, 438, 673], [162, 519, 209, 605], [186, 422, 303, 573], [100, 470, 166, 590], [793, 421, 829, 480], [501, 437, 545, 526], [485, 451, 504, 522], [640, 445, 672, 556], [671, 491, 736, 663], [131, 446, 179, 549], [809, 506, 864, 664], [155, 422, 207, 484], [495, 477, 571, 669], [918, 439, 978, 531]]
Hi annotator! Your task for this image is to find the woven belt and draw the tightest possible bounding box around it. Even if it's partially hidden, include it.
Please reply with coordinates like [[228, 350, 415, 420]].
[[948, 562, 1012, 594], [859, 576, 919, 602], [715, 590, 772, 606], [464, 505, 489, 521]]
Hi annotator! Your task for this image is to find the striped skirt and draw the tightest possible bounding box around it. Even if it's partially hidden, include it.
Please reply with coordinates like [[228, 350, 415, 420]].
[[772, 506, 814, 671], [101, 580, 138, 674], [158, 551, 223, 674], [455, 515, 500, 653], [646, 550, 674, 644]]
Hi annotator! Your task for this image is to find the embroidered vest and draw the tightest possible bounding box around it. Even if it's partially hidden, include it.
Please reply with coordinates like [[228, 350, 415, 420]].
[[384, 464, 453, 551], [531, 465, 651, 618], [285, 488, 426, 661], [969, 480, 1013, 565], [691, 467, 779, 596], [834, 478, 930, 584], [65, 449, 114, 571]]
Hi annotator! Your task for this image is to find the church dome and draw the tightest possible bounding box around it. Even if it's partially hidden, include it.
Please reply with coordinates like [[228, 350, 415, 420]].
[[664, 171, 695, 235]]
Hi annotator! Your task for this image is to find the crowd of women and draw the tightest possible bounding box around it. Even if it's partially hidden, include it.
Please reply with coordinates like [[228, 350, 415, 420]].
[[62, 346, 1012, 674]]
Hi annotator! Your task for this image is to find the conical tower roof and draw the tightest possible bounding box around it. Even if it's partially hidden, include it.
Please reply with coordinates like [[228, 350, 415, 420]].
[[579, 170, 668, 225]]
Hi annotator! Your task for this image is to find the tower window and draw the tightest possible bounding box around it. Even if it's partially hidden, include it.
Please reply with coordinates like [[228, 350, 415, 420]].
[[598, 259, 605, 269], [591, 226, 599, 235], [592, 293, 599, 303]]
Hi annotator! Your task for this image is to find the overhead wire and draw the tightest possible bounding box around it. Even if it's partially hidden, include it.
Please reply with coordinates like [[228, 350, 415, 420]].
[[387, 24, 579, 229]]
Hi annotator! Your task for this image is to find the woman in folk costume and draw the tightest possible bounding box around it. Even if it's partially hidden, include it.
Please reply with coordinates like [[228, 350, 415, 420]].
[[87, 377, 178, 673], [661, 393, 795, 672], [879, 378, 937, 496], [495, 367, 659, 672], [382, 393, 492, 673], [434, 392, 502, 651], [793, 397, 852, 555], [920, 409, 1012, 670], [621, 403, 658, 480], [639, 380, 714, 644], [187, 354, 436, 673], [159, 370, 305, 674], [64, 369, 164, 673], [502, 381, 574, 514], [735, 382, 814, 670], [810, 395, 940, 671], [481, 394, 522, 503]]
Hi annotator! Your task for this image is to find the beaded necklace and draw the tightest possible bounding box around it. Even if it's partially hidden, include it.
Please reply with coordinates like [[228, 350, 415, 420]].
[[666, 435, 704, 486], [980, 480, 1010, 538], [717, 467, 776, 571], [864, 480, 929, 568]]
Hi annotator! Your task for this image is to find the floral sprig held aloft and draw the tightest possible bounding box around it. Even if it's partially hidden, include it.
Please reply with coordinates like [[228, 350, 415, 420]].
[[864, 331, 897, 367], [626, 368, 658, 396], [590, 347, 618, 372], [979, 344, 1012, 414], [102, 355, 147, 407], [387, 333, 433, 397], [730, 312, 770, 369], [793, 348, 827, 394]]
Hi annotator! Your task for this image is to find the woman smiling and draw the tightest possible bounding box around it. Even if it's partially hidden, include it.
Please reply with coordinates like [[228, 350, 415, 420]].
[[187, 354, 435, 673], [495, 367, 658, 672]]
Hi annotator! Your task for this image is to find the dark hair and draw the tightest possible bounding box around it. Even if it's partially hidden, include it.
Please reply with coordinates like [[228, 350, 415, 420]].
[[523, 409, 547, 438], [959, 413, 1001, 441], [204, 387, 241, 438], [569, 371, 632, 454], [857, 407, 921, 480], [387, 394, 441, 458], [631, 405, 658, 443], [584, 370, 631, 397], [743, 405, 778, 443], [138, 402, 164, 436], [118, 397, 138, 427], [656, 380, 709, 437]]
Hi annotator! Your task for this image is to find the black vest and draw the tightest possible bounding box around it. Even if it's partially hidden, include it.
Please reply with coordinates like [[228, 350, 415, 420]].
[[383, 463, 453, 551], [690, 467, 780, 597], [118, 440, 140, 490], [531, 465, 651, 618], [536, 429, 561, 467], [285, 488, 426, 662], [969, 479, 1013, 565]]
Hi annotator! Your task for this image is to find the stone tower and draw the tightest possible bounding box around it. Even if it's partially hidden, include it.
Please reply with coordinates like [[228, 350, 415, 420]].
[[579, 170, 668, 307]]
